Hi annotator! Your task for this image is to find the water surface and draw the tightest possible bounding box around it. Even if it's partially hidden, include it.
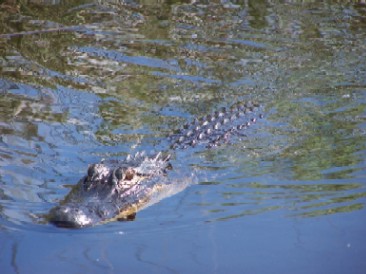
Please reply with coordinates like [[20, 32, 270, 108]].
[[1, 1, 366, 273]]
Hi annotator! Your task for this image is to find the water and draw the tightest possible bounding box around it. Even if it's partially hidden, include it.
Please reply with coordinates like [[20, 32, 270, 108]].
[[1, 1, 366, 273]]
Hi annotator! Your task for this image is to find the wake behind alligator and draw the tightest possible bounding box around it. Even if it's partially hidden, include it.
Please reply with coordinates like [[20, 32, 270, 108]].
[[48, 101, 263, 228]]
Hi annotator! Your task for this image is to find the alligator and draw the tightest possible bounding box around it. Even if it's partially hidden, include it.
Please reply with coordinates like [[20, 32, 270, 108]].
[[48, 101, 263, 228]]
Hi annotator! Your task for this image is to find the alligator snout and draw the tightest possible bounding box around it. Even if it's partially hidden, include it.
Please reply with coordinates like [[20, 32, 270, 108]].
[[48, 205, 95, 228]]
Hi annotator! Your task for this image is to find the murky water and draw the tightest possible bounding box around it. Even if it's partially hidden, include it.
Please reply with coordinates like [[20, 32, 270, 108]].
[[1, 1, 366, 273]]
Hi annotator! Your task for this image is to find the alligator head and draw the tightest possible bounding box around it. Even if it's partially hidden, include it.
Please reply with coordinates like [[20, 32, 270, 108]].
[[48, 153, 171, 228]]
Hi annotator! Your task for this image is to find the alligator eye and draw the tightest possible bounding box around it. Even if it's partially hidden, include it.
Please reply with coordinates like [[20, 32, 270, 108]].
[[108, 168, 124, 186], [124, 168, 135, 181], [114, 168, 124, 180], [87, 164, 98, 179]]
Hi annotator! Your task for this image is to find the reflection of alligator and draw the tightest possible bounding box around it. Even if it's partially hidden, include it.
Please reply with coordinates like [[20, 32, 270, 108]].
[[48, 101, 262, 228]]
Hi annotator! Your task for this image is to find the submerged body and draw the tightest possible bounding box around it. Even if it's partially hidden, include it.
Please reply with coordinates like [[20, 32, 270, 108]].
[[48, 101, 262, 228]]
